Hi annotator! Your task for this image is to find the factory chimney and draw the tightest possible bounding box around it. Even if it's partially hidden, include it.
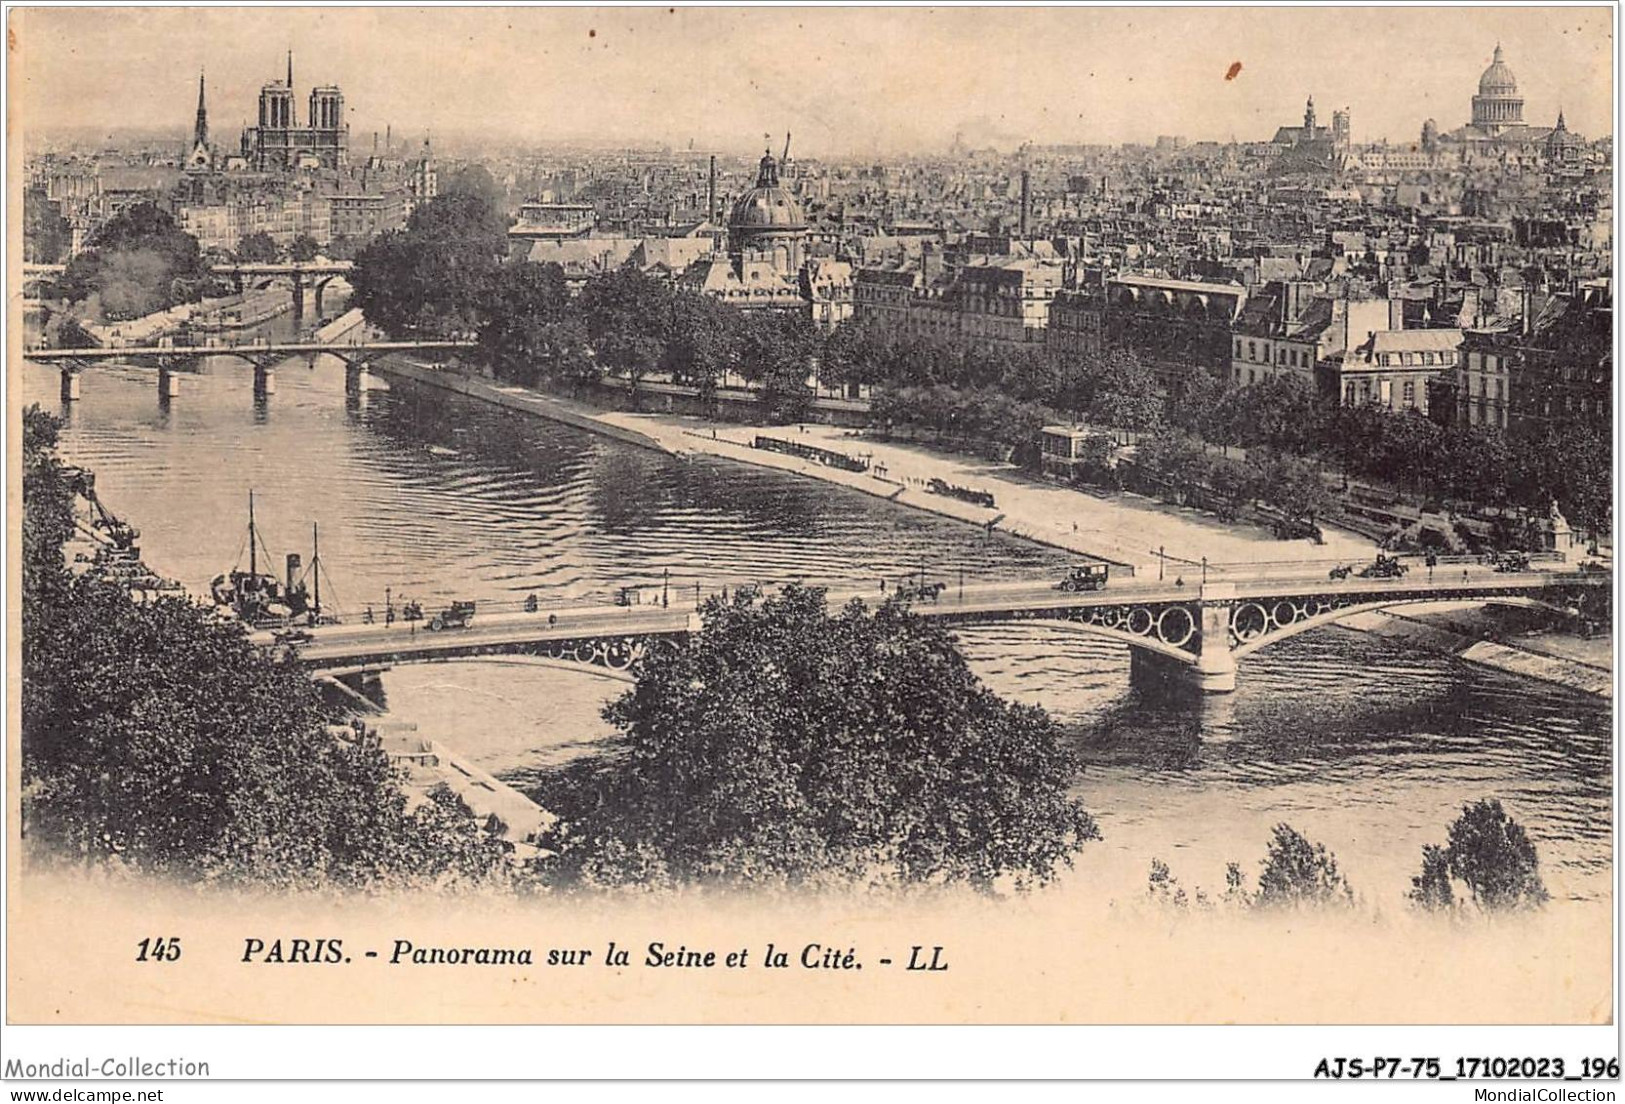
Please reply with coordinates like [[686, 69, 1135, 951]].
[[1020, 170, 1031, 238]]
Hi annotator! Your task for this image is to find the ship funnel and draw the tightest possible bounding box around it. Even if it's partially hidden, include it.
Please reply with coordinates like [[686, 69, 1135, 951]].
[[286, 553, 302, 592]]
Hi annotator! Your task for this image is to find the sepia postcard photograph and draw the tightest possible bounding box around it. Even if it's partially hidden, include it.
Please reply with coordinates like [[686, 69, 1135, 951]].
[[1, 1, 1618, 1089]]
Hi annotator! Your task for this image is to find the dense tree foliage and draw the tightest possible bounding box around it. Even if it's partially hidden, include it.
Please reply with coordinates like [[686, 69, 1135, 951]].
[[477, 262, 583, 388], [56, 203, 210, 321], [288, 234, 321, 262], [440, 164, 507, 216], [350, 192, 507, 336], [21, 407, 509, 891], [535, 586, 1099, 891], [24, 187, 72, 265], [1252, 824, 1355, 908], [236, 231, 280, 263], [1409, 799, 1549, 912]]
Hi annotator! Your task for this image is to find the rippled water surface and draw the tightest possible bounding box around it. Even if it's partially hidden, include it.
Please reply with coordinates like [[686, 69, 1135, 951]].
[[25, 338, 1613, 905]]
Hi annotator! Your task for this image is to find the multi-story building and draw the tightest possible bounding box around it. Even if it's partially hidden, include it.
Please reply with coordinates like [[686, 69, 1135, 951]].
[[1229, 287, 1400, 387], [1448, 283, 1611, 433], [1319, 327, 1462, 416], [1101, 274, 1248, 388], [174, 187, 333, 253], [329, 190, 407, 240], [1047, 288, 1106, 360], [950, 258, 1065, 346]]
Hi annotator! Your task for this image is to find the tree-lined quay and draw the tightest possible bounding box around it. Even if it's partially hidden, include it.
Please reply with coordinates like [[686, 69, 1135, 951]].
[[346, 189, 1610, 543]]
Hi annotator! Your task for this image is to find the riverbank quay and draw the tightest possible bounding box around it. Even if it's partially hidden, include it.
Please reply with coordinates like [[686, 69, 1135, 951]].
[[356, 359, 1609, 690], [370, 722, 556, 859], [1341, 604, 1611, 698], [367, 356, 671, 454], [313, 307, 367, 343], [366, 359, 1378, 573]]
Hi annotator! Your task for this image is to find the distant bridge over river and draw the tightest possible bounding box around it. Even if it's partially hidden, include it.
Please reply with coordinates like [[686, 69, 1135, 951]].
[[26, 338, 476, 400]]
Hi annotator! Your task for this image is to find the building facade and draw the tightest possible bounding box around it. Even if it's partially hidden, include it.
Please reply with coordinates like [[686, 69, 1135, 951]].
[[239, 54, 349, 172]]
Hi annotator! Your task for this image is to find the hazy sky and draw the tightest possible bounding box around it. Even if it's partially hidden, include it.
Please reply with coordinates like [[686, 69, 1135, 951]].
[[10, 6, 1615, 155]]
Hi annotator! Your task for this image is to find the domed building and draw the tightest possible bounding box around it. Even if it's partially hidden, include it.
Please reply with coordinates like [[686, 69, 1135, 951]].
[[728, 146, 807, 276], [1471, 44, 1524, 135], [1443, 44, 1575, 154]]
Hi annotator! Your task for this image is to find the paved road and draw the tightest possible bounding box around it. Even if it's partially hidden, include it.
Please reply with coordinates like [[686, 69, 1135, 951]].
[[273, 559, 1599, 668]]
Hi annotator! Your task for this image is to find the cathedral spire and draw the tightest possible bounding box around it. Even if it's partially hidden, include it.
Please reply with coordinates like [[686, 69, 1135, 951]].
[[194, 70, 208, 148]]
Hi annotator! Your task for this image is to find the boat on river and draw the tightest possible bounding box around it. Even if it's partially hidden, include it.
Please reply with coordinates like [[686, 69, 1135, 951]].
[[211, 492, 340, 628]]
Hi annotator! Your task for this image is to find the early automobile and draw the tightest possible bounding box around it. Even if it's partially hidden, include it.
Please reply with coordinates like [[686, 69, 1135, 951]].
[[1357, 554, 1408, 579], [1579, 559, 1609, 575], [273, 627, 314, 647], [427, 600, 476, 631], [1328, 563, 1353, 580], [1057, 563, 1110, 592], [1494, 550, 1532, 573]]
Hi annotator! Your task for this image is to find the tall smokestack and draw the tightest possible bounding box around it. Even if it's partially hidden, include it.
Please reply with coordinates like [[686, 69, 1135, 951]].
[[1020, 170, 1031, 238], [707, 154, 717, 223]]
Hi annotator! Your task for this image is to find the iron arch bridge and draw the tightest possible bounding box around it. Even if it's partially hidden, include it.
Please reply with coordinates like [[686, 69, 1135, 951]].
[[292, 570, 1607, 696]]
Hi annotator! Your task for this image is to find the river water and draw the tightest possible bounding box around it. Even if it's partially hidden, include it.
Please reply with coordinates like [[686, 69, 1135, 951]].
[[22, 334, 1613, 907]]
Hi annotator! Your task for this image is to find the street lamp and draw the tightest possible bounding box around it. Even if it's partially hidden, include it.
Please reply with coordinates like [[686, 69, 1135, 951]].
[[663, 568, 670, 609], [1201, 556, 1208, 585], [1158, 545, 1166, 582]]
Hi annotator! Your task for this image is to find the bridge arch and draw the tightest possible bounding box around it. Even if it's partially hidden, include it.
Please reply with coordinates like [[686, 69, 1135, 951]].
[[999, 615, 1200, 665], [1230, 593, 1581, 660]]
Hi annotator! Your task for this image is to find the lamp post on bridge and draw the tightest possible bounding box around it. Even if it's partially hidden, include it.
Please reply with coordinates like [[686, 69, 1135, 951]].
[[1201, 556, 1208, 586], [663, 568, 670, 609], [1157, 545, 1166, 582]]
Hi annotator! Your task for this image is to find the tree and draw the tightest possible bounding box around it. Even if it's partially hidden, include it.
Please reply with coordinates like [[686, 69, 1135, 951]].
[[21, 411, 511, 891], [576, 263, 671, 397], [478, 262, 583, 387], [1253, 824, 1355, 908], [237, 231, 280, 263], [1089, 348, 1163, 437], [536, 586, 1099, 890], [661, 291, 741, 407], [288, 234, 321, 262], [742, 311, 819, 424], [1410, 799, 1549, 912], [440, 164, 506, 216], [55, 203, 207, 321], [24, 187, 72, 265], [350, 192, 507, 337]]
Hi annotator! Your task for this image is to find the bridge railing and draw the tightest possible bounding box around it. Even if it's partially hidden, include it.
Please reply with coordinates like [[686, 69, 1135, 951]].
[[1202, 551, 1571, 575]]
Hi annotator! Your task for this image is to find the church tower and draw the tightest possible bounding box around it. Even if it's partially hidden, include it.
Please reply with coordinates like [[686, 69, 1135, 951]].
[[185, 70, 212, 173]]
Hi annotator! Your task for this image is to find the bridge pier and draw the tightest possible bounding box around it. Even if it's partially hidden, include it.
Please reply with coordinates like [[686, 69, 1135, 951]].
[[290, 273, 305, 325], [59, 367, 80, 402], [254, 364, 277, 396], [1189, 582, 1235, 695], [1125, 585, 1239, 697], [344, 362, 370, 395], [157, 366, 181, 398], [334, 668, 389, 709], [1193, 584, 1239, 694]]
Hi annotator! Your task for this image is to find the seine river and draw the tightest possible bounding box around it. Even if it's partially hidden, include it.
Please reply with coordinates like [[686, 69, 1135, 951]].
[[23, 335, 1612, 907]]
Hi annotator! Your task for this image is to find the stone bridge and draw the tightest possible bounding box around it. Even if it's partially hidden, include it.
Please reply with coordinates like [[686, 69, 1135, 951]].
[[26, 339, 476, 401]]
